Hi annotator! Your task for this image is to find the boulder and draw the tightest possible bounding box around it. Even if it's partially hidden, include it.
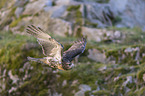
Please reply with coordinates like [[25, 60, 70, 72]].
[[109, 0, 145, 29], [23, 0, 47, 15], [32, 12, 73, 37], [44, 5, 67, 18], [14, 0, 28, 7], [82, 27, 122, 42], [56, 0, 76, 5], [88, 49, 107, 63], [84, 3, 113, 28]]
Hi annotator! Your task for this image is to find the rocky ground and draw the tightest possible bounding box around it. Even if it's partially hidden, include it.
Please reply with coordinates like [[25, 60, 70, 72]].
[[0, 0, 145, 96], [0, 27, 145, 96]]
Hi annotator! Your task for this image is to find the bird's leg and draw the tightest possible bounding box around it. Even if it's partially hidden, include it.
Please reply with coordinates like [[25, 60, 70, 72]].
[[45, 57, 53, 65]]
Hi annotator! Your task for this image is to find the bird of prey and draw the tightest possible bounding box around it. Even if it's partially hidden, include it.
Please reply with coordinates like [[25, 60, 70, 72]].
[[26, 25, 87, 70]]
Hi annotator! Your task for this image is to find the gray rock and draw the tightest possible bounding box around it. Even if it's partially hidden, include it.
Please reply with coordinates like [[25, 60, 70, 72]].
[[32, 12, 73, 37], [15, 0, 28, 7], [85, 3, 112, 27], [75, 84, 91, 96], [15, 7, 24, 18], [82, 27, 122, 42], [79, 84, 91, 92], [88, 49, 106, 63], [23, 0, 47, 15], [81, 0, 145, 29], [45, 0, 53, 6], [56, 0, 76, 5], [109, 0, 128, 14], [114, 31, 121, 38], [44, 5, 67, 18], [62, 80, 67, 86], [109, 0, 145, 29], [75, 91, 85, 96], [82, 27, 102, 42]]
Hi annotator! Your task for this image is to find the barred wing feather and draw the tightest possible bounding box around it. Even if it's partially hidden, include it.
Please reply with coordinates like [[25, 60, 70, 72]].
[[63, 38, 87, 61], [26, 25, 63, 61]]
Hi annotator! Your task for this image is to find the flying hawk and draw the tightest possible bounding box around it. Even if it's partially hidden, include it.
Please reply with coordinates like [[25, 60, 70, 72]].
[[26, 25, 87, 70]]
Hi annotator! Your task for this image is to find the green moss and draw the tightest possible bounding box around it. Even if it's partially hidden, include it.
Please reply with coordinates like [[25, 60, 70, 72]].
[[114, 67, 130, 75], [78, 56, 94, 63], [75, 27, 83, 37], [92, 90, 111, 95], [114, 85, 120, 94], [66, 5, 83, 26], [67, 5, 81, 11], [9, 17, 22, 27], [138, 87, 145, 96], [128, 87, 145, 96], [126, 90, 137, 96], [105, 49, 119, 63], [137, 68, 145, 82], [19, 26, 25, 32], [75, 18, 82, 25], [96, 0, 110, 3], [112, 16, 122, 25], [0, 0, 7, 9], [75, 10, 82, 25], [37, 89, 49, 96], [64, 32, 69, 37], [8, 13, 31, 28], [85, 91, 91, 96], [105, 45, 145, 65], [8, 7, 17, 17], [85, 19, 98, 28], [1, 26, 145, 95], [0, 7, 17, 29]]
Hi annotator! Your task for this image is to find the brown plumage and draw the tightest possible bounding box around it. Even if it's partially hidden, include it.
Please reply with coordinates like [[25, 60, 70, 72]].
[[26, 25, 87, 70]]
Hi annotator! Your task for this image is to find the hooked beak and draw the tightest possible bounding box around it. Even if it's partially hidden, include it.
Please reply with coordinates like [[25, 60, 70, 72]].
[[57, 65, 65, 70]]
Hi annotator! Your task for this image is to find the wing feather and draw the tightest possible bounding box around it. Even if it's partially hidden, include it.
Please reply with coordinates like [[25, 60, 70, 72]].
[[26, 25, 63, 60], [63, 38, 87, 61]]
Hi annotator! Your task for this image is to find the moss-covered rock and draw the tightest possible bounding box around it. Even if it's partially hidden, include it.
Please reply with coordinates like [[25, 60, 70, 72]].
[[67, 5, 81, 11], [1, 26, 145, 96], [9, 17, 22, 27], [92, 90, 111, 95]]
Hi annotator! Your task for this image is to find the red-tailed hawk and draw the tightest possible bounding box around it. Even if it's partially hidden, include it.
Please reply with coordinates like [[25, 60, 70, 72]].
[[26, 25, 87, 70]]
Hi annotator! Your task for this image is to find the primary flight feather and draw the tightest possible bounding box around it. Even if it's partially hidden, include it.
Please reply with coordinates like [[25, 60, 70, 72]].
[[26, 25, 87, 70]]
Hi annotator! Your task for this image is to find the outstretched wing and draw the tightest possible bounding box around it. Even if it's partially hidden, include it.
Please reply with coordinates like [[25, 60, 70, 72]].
[[26, 25, 63, 61], [63, 38, 87, 61]]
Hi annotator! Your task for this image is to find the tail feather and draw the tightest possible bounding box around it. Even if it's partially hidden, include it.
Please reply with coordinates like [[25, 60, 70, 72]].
[[27, 56, 39, 62]]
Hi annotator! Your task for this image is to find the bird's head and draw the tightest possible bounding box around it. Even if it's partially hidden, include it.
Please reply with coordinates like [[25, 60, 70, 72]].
[[60, 58, 74, 70]]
